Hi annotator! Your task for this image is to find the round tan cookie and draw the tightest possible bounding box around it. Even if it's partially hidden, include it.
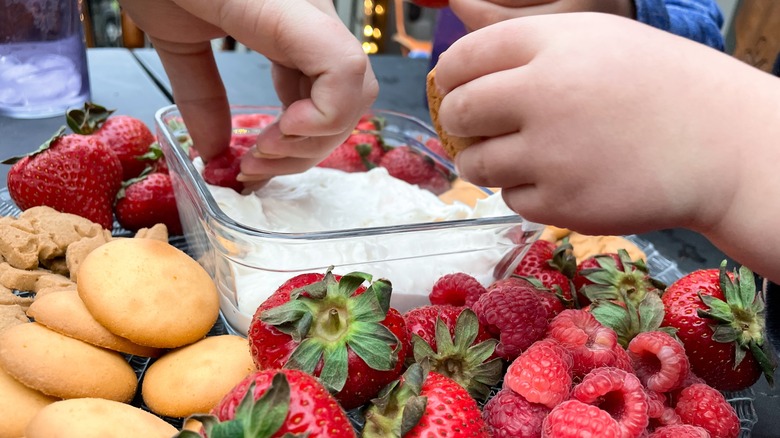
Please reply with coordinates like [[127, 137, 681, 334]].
[[25, 398, 177, 438], [0, 368, 58, 438], [0, 322, 137, 402], [142, 334, 256, 417], [27, 290, 162, 358], [426, 68, 479, 158], [77, 238, 219, 348]]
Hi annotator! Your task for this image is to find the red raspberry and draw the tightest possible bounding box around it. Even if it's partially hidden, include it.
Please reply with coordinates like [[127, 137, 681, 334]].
[[571, 367, 649, 438], [504, 338, 572, 408], [429, 272, 487, 307], [628, 331, 690, 393], [482, 387, 550, 438], [402, 304, 496, 360], [547, 309, 619, 378], [674, 384, 740, 438], [542, 399, 622, 438], [489, 277, 564, 319], [611, 344, 635, 374], [472, 282, 549, 361], [649, 424, 712, 438]]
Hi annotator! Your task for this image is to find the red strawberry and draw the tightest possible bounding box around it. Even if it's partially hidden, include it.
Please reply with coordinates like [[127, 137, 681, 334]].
[[513, 239, 577, 307], [627, 331, 690, 393], [674, 383, 740, 438], [661, 262, 776, 391], [570, 367, 650, 437], [649, 424, 711, 438], [547, 309, 620, 378], [248, 269, 408, 410], [318, 132, 384, 173], [424, 137, 449, 159], [542, 399, 622, 438], [504, 338, 572, 408], [378, 146, 452, 195], [67, 103, 155, 180], [429, 272, 487, 307], [231, 113, 276, 129], [472, 279, 549, 361], [3, 128, 122, 229], [404, 306, 502, 401], [136, 142, 169, 174], [114, 171, 183, 235], [573, 249, 659, 308], [202, 146, 249, 193], [363, 364, 490, 438], [183, 368, 356, 438], [482, 387, 550, 438]]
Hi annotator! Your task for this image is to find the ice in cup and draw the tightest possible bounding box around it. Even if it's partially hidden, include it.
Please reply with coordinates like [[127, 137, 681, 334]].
[[0, 0, 91, 119]]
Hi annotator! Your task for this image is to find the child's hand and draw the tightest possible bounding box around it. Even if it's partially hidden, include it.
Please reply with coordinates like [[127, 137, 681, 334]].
[[434, 13, 779, 239]]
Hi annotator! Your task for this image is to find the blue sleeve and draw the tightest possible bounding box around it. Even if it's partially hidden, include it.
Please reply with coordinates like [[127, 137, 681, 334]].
[[634, 0, 725, 51]]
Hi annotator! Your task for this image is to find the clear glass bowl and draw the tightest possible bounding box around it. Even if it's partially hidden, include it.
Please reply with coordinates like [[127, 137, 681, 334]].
[[155, 105, 543, 336]]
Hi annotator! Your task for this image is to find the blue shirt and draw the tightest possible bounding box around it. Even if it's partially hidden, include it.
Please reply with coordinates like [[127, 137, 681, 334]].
[[430, 0, 726, 69], [636, 0, 724, 51]]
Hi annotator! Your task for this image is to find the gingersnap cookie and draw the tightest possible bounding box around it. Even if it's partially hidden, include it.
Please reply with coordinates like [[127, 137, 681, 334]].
[[426, 68, 479, 159], [27, 290, 162, 357], [77, 238, 219, 348], [0, 368, 58, 438], [0, 322, 137, 402], [25, 398, 177, 438], [142, 335, 256, 418]]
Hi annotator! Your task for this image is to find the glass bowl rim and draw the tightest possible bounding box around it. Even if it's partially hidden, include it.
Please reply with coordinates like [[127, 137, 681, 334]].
[[154, 104, 528, 240]]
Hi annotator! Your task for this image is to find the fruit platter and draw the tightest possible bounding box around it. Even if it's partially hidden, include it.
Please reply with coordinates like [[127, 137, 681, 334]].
[[0, 104, 771, 437]]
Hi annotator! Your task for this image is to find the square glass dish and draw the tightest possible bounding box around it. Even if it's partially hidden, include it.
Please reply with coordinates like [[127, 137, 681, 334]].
[[155, 105, 543, 336]]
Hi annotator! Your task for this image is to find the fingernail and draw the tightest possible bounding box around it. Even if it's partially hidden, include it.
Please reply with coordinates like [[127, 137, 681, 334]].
[[250, 146, 285, 160], [236, 172, 269, 182], [279, 134, 309, 143]]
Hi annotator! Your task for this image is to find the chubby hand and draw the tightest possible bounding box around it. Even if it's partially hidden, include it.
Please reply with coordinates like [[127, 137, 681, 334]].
[[448, 0, 633, 31], [119, 0, 378, 182], [434, 13, 780, 237]]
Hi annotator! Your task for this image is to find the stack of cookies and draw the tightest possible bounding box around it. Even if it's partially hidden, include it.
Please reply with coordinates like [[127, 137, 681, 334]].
[[0, 208, 255, 437]]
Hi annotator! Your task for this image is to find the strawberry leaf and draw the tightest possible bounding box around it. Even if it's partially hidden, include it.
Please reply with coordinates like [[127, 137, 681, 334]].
[[2, 126, 66, 164], [285, 338, 325, 376], [66, 102, 114, 134], [320, 343, 349, 393], [349, 322, 399, 371]]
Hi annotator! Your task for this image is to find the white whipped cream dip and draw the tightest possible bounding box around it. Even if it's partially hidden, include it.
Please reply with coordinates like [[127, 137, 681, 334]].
[[193, 160, 541, 335]]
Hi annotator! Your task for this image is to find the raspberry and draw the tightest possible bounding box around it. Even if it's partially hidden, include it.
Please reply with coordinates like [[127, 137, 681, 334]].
[[611, 344, 635, 374], [547, 309, 619, 378], [674, 383, 740, 438], [628, 331, 690, 393], [571, 367, 649, 438], [472, 281, 549, 361], [504, 339, 572, 408], [490, 277, 564, 319], [648, 424, 712, 438], [542, 399, 622, 438], [429, 272, 487, 307], [482, 387, 550, 438]]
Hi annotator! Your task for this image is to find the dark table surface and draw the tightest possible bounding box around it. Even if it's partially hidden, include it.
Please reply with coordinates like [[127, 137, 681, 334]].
[[1, 47, 778, 437]]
